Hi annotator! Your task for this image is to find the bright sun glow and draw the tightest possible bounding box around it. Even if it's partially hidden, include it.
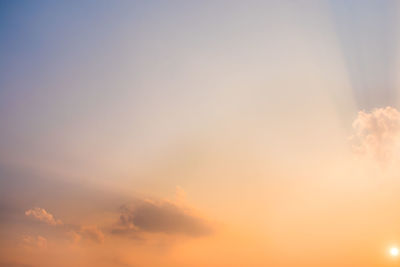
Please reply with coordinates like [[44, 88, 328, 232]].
[[390, 247, 399, 257]]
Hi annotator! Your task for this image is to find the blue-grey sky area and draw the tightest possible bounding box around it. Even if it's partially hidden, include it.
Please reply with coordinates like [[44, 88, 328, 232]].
[[329, 0, 398, 110], [1, 0, 399, 197]]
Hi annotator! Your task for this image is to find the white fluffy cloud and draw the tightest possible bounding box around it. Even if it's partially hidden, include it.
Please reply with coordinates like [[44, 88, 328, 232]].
[[25, 207, 63, 226], [351, 106, 400, 161]]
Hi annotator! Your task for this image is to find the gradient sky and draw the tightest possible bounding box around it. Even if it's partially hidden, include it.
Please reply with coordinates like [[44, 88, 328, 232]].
[[2, 1, 400, 266]]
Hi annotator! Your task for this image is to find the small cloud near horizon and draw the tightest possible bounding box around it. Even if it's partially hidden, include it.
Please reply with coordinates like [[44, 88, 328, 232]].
[[24, 207, 104, 244]]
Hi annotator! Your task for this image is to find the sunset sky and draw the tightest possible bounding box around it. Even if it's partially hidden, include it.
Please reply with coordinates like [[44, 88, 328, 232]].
[[2, 1, 400, 266]]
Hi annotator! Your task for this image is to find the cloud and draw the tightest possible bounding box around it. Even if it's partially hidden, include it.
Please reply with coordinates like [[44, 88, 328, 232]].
[[112, 199, 213, 237], [22, 235, 47, 249], [25, 207, 63, 226], [24, 207, 104, 244], [74, 225, 105, 244], [350, 106, 400, 161], [67, 230, 82, 244], [22, 189, 211, 246]]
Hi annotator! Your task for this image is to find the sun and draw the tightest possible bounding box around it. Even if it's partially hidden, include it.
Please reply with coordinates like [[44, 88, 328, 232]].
[[390, 247, 399, 257]]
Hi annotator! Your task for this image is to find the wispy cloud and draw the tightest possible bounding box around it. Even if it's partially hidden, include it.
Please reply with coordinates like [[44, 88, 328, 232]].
[[22, 235, 47, 249]]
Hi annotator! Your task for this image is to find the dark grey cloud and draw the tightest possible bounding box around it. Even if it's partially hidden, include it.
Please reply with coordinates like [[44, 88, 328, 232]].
[[113, 200, 213, 237]]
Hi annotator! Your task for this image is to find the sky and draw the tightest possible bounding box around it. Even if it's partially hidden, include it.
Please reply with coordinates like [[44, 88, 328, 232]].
[[2, 0, 400, 266]]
